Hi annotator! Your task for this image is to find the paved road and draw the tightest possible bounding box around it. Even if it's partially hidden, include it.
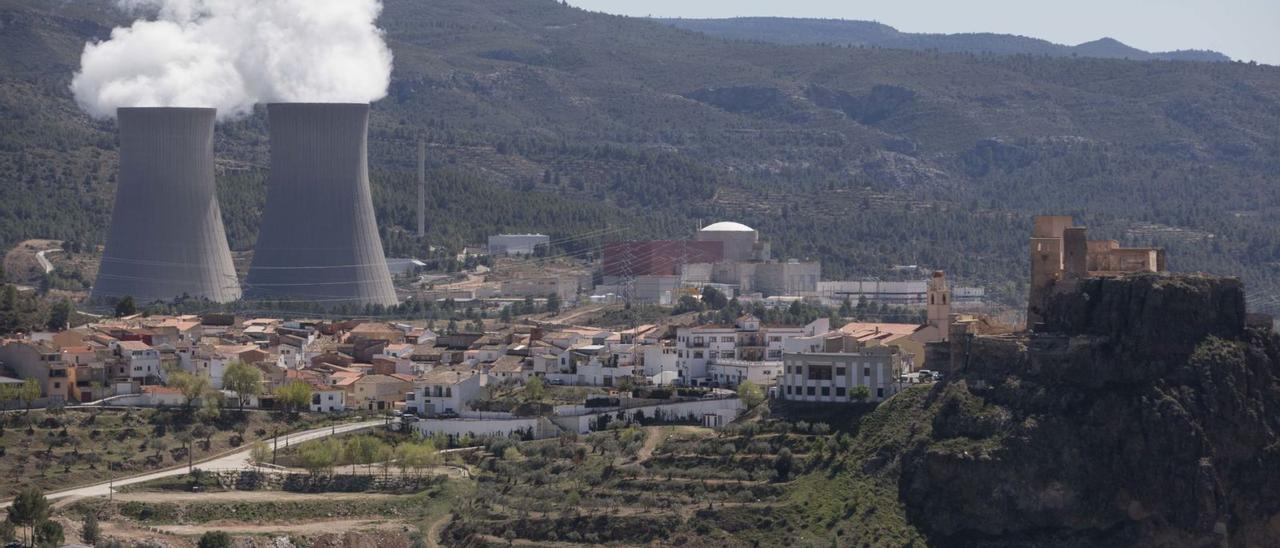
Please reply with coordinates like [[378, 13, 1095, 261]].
[[0, 419, 385, 508], [35, 248, 59, 274]]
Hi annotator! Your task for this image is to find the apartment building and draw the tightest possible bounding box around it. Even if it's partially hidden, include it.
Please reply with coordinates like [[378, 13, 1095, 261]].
[[779, 334, 903, 404], [675, 315, 827, 387]]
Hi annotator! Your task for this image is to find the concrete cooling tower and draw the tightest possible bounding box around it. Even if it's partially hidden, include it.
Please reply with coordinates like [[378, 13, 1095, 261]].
[[245, 103, 398, 307], [92, 107, 242, 304]]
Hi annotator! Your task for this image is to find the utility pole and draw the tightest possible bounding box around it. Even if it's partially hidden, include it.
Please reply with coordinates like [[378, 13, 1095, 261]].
[[417, 138, 426, 238]]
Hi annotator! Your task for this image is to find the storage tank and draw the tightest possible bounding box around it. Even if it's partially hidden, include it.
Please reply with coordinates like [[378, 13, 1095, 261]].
[[92, 107, 241, 304], [696, 221, 759, 262], [245, 103, 397, 307]]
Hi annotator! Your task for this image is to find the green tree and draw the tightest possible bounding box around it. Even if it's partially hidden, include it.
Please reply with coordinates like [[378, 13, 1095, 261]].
[[275, 381, 313, 414], [168, 371, 210, 409], [222, 361, 262, 412], [113, 296, 136, 317], [850, 385, 871, 403], [18, 378, 41, 417], [81, 513, 100, 545], [524, 376, 546, 402], [46, 299, 72, 332], [7, 486, 51, 545], [0, 520, 15, 544], [773, 447, 794, 482], [299, 439, 338, 476], [701, 286, 728, 310], [250, 441, 271, 470], [737, 380, 764, 408], [545, 293, 561, 315], [344, 435, 384, 474], [35, 519, 62, 547], [197, 530, 232, 548], [672, 295, 704, 314]]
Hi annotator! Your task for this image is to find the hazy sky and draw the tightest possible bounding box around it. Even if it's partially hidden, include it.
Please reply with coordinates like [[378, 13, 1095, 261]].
[[567, 0, 1279, 65]]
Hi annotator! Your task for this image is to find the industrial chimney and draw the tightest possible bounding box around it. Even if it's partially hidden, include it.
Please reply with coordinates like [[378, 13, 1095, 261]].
[[92, 107, 241, 304], [245, 103, 398, 307]]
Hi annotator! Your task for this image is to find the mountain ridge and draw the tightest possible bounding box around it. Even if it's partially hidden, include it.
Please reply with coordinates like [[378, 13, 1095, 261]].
[[0, 0, 1278, 314], [659, 17, 1232, 62]]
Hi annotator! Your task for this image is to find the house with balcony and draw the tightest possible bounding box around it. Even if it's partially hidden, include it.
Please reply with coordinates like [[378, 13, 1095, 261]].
[[405, 369, 487, 416], [674, 315, 827, 387]]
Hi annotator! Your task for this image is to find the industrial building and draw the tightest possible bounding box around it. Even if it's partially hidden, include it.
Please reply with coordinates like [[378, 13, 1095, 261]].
[[245, 103, 398, 307], [602, 240, 723, 278], [488, 234, 550, 256], [93, 107, 241, 304]]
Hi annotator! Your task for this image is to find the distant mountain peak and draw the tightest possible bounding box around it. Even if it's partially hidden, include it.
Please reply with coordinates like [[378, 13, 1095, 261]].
[[660, 17, 1232, 63]]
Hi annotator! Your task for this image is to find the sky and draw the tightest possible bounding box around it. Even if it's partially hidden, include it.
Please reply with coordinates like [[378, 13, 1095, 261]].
[[567, 0, 1279, 65]]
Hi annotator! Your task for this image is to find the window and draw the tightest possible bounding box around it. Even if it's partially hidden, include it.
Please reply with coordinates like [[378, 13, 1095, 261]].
[[709, 351, 718, 359], [820, 386, 830, 396], [836, 387, 846, 397], [694, 352, 704, 359], [767, 350, 781, 359], [806, 386, 815, 396], [863, 367, 871, 377], [836, 367, 846, 376], [693, 337, 704, 345], [769, 336, 782, 343], [722, 336, 734, 343], [877, 388, 884, 398], [807, 365, 832, 381], [786, 386, 792, 395]]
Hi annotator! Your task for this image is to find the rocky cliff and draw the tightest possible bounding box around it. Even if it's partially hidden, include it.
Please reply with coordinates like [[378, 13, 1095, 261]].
[[848, 273, 1280, 547]]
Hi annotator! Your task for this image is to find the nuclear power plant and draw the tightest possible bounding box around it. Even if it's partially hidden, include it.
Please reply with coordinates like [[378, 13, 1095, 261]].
[[92, 107, 242, 304], [244, 103, 398, 307]]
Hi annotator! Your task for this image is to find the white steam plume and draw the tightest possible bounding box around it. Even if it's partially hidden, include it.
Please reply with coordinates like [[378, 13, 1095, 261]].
[[71, 0, 393, 120]]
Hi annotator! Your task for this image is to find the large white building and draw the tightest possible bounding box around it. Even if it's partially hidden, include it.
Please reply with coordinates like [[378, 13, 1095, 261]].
[[675, 315, 827, 387], [405, 369, 487, 416], [488, 234, 550, 256], [779, 334, 903, 404]]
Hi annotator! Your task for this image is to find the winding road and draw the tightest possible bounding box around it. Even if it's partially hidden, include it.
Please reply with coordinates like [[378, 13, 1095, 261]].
[[0, 419, 385, 509]]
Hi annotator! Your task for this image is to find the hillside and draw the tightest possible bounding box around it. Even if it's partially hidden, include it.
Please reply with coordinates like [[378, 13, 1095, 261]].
[[0, 0, 1279, 311], [783, 274, 1280, 546], [659, 17, 1233, 62]]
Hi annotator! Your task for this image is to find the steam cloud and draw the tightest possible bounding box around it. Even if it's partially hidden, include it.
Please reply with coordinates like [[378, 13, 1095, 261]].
[[71, 0, 393, 120]]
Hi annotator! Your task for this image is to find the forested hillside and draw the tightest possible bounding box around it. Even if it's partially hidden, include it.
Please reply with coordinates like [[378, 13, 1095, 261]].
[[0, 0, 1278, 311]]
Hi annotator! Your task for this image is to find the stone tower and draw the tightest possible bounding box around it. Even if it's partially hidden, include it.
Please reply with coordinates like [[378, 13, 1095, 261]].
[[927, 270, 951, 342]]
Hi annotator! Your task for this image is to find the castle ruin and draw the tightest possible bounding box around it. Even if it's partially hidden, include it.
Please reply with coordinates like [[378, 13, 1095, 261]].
[[1027, 215, 1166, 329]]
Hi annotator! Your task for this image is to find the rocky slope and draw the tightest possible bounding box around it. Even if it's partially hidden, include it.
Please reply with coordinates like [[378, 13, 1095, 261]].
[[846, 273, 1280, 546]]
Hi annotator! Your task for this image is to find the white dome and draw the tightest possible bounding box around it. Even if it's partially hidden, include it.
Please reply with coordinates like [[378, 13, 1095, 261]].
[[700, 221, 755, 232]]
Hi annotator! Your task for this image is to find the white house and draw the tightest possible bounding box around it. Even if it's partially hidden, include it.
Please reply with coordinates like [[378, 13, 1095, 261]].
[[116, 340, 162, 382], [405, 369, 487, 416], [676, 315, 827, 387], [309, 382, 347, 412], [779, 335, 903, 404]]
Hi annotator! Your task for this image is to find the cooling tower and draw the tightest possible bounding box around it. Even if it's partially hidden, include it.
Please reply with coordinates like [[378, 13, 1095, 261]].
[[245, 103, 398, 307], [92, 107, 241, 304]]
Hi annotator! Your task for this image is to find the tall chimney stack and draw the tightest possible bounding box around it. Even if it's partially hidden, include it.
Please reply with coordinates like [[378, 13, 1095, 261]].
[[246, 103, 398, 307], [93, 107, 241, 304], [417, 138, 425, 239]]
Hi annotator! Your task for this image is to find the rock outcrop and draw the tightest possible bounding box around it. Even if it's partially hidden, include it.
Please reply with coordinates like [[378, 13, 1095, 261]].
[[857, 274, 1280, 547]]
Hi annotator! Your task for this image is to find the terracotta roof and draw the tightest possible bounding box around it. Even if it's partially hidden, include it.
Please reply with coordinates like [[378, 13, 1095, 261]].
[[419, 368, 478, 385], [117, 340, 152, 351], [489, 355, 526, 374]]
